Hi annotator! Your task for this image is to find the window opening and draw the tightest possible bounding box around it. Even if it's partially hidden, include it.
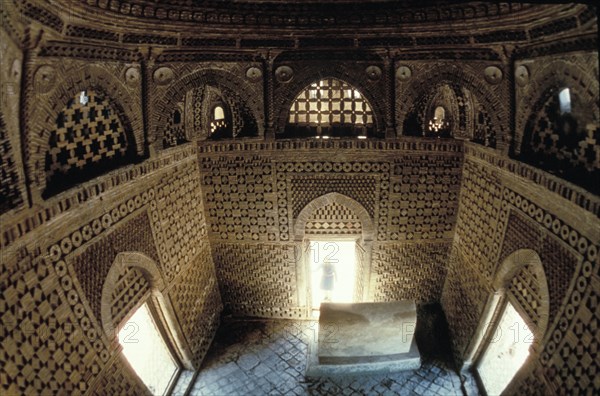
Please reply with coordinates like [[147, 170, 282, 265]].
[[79, 90, 89, 105], [210, 104, 228, 135], [428, 106, 449, 134], [559, 88, 571, 114], [213, 106, 225, 120], [118, 302, 179, 395]]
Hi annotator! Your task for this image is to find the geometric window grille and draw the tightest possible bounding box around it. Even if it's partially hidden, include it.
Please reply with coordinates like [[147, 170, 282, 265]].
[[286, 78, 374, 138], [44, 89, 131, 196]]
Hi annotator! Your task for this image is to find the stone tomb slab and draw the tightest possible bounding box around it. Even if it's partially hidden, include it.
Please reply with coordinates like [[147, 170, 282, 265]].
[[306, 301, 421, 377]]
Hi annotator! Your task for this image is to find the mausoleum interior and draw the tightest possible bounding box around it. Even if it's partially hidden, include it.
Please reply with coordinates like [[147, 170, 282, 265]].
[[1, 0, 598, 395]]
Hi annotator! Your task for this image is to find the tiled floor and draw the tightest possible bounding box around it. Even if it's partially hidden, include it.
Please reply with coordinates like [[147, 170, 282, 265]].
[[188, 304, 479, 395]]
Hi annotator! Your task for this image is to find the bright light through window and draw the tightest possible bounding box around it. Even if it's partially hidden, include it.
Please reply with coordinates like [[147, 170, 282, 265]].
[[118, 303, 179, 395], [477, 302, 532, 395], [213, 106, 225, 120], [559, 88, 571, 114], [79, 90, 89, 105], [309, 241, 356, 310]]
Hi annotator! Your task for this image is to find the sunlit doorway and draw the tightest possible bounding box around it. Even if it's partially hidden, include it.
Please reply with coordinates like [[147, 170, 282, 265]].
[[475, 301, 533, 395], [308, 240, 357, 312]]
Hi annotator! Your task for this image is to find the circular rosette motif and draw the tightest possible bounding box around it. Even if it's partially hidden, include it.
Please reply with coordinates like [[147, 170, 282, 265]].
[[396, 65, 412, 81], [124, 67, 141, 85], [484, 66, 503, 85], [34, 65, 57, 94], [153, 66, 174, 85], [366, 65, 382, 81], [515, 65, 530, 87], [246, 66, 263, 82], [275, 65, 294, 83]]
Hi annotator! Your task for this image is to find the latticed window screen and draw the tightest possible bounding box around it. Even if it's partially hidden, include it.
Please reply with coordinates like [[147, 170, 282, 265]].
[[288, 79, 374, 126], [45, 89, 130, 193]]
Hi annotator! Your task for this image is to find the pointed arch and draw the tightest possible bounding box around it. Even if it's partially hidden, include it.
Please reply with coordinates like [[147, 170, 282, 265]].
[[493, 248, 550, 340], [293, 192, 375, 242], [398, 63, 507, 147], [101, 252, 165, 338]]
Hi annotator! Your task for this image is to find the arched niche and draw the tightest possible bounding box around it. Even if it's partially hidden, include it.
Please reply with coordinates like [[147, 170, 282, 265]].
[[154, 69, 263, 146], [398, 64, 504, 148], [274, 67, 387, 139], [100, 251, 194, 369], [465, 249, 550, 394], [293, 193, 374, 315], [29, 64, 143, 203]]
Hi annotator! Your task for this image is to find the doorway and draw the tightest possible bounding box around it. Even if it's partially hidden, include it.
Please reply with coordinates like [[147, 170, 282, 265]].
[[475, 300, 533, 395], [308, 240, 357, 311]]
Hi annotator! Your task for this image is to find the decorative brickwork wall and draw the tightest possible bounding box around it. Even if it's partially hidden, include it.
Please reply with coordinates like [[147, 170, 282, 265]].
[[305, 201, 363, 236], [441, 143, 600, 394], [0, 113, 23, 214], [0, 26, 25, 214], [1, 2, 598, 393], [199, 139, 463, 317], [72, 211, 159, 323], [372, 242, 451, 303], [1, 146, 222, 395]]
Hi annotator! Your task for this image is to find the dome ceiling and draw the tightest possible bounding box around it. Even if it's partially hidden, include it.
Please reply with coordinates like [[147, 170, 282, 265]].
[[57, 0, 564, 32], [6, 0, 593, 53]]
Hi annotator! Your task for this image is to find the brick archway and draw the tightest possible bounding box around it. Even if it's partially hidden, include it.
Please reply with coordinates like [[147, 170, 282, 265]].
[[398, 63, 507, 146], [293, 192, 375, 242], [152, 68, 264, 145]]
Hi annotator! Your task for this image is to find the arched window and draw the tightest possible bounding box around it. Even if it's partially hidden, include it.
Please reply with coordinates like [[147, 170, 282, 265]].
[[102, 253, 192, 395], [173, 109, 181, 125], [210, 103, 231, 138], [467, 249, 549, 395], [213, 106, 225, 121], [427, 105, 451, 137], [285, 78, 375, 139], [44, 89, 134, 197], [558, 87, 571, 114], [434, 106, 446, 120]]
